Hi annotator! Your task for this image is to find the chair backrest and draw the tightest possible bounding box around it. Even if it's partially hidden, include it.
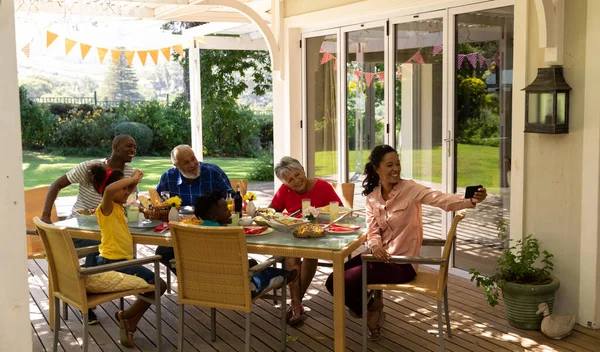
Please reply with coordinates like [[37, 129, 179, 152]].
[[26, 186, 58, 259], [436, 210, 467, 299], [33, 217, 87, 309], [229, 179, 248, 197], [169, 222, 252, 312], [330, 182, 355, 209]]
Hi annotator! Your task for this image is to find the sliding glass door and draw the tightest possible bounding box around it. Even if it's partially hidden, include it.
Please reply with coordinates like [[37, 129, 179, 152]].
[[303, 30, 340, 182]]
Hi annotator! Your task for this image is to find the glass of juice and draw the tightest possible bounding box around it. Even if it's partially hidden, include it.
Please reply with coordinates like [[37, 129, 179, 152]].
[[127, 205, 140, 222]]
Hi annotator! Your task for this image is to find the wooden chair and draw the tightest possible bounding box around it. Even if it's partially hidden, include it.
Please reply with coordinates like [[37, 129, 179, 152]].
[[229, 179, 249, 196], [33, 218, 163, 352], [361, 210, 467, 352], [169, 222, 288, 352], [26, 186, 57, 259], [330, 182, 355, 209]]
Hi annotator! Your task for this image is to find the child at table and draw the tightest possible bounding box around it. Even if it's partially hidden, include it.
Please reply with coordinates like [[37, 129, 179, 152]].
[[88, 163, 167, 348], [194, 191, 298, 297]]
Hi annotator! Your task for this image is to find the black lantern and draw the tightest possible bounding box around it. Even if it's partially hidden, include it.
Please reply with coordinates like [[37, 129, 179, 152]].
[[523, 67, 571, 134]]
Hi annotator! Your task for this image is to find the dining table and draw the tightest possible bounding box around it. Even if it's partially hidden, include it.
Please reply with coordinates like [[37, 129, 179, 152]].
[[50, 215, 367, 352]]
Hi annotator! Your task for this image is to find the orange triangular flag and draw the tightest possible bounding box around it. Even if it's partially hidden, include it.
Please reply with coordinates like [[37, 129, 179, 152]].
[[172, 44, 184, 57], [80, 43, 92, 60], [195, 36, 206, 44], [21, 42, 31, 59], [111, 50, 122, 65], [137, 51, 148, 66], [97, 47, 108, 63], [46, 31, 58, 48], [148, 49, 159, 65], [124, 50, 135, 66], [65, 39, 77, 55], [160, 47, 171, 61]]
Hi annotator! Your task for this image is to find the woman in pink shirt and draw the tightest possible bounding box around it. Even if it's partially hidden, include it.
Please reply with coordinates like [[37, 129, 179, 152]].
[[325, 145, 487, 341], [269, 156, 342, 325]]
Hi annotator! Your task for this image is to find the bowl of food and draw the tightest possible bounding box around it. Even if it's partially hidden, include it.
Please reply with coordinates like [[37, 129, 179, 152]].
[[317, 205, 353, 222], [75, 208, 98, 221], [239, 216, 254, 226], [255, 207, 276, 217]]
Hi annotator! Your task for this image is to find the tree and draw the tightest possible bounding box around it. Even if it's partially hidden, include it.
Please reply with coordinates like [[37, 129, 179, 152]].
[[99, 51, 143, 101]]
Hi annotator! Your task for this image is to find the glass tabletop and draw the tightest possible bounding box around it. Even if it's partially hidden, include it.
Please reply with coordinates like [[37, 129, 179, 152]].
[[54, 216, 367, 251]]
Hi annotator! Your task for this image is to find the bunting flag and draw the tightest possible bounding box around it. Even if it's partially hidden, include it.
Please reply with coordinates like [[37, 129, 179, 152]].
[[172, 44, 184, 57], [319, 46, 325, 53], [364, 72, 375, 87], [124, 50, 135, 66], [111, 50, 122, 65], [410, 50, 425, 64], [80, 43, 92, 60], [376, 72, 384, 83], [160, 47, 171, 61], [137, 51, 148, 66], [148, 49, 159, 65], [65, 38, 77, 55], [195, 36, 206, 44], [97, 47, 108, 63], [353, 70, 363, 80], [321, 51, 335, 65], [478, 52, 486, 68], [493, 52, 500, 65], [457, 54, 466, 69], [432, 45, 443, 56], [466, 52, 478, 68], [46, 31, 58, 48], [21, 42, 31, 59]]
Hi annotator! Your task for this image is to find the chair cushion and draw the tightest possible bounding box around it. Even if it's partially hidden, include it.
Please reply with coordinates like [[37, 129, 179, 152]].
[[84, 271, 149, 293]]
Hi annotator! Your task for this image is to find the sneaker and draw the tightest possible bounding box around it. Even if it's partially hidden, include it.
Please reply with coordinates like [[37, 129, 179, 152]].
[[87, 309, 99, 325]]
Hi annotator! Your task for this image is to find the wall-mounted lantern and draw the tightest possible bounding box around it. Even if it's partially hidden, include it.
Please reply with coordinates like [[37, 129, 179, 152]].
[[523, 67, 571, 134]]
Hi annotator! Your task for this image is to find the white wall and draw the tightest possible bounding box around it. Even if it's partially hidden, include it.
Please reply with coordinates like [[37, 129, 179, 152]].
[[0, 0, 34, 350]]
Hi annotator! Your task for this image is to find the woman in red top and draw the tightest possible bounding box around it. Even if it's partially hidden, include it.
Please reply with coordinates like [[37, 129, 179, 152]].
[[269, 156, 342, 324]]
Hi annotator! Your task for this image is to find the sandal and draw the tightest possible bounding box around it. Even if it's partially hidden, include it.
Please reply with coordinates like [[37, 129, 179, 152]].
[[367, 311, 386, 341], [285, 304, 305, 325], [115, 310, 135, 347]]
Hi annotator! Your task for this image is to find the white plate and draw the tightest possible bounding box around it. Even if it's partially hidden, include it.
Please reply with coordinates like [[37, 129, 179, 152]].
[[317, 206, 353, 216], [326, 224, 361, 234], [128, 219, 163, 228]]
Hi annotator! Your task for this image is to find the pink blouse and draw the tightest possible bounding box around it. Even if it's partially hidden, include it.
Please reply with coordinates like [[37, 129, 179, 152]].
[[365, 179, 475, 269]]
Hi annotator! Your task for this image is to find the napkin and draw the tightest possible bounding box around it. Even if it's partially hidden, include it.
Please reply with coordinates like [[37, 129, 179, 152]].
[[244, 226, 268, 235], [153, 222, 169, 232], [328, 224, 360, 232]]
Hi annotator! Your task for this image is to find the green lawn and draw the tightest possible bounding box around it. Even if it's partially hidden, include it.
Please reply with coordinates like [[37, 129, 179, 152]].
[[22, 151, 259, 197]]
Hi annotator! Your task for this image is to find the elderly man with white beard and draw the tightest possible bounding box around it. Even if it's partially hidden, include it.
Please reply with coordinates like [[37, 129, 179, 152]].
[[155, 144, 233, 274]]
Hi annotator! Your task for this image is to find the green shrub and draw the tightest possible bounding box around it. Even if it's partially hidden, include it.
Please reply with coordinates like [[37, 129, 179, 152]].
[[50, 108, 121, 155], [114, 121, 153, 155], [254, 112, 273, 150], [19, 86, 56, 149], [248, 153, 274, 181]]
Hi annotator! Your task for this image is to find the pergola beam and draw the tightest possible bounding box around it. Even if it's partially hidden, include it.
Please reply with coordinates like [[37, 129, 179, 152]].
[[196, 36, 267, 50]]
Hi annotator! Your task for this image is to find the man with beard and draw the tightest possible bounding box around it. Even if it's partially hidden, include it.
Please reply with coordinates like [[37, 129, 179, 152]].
[[40, 134, 137, 324], [155, 144, 233, 274]]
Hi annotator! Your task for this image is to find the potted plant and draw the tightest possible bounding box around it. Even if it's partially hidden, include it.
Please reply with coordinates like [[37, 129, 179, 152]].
[[470, 233, 559, 330]]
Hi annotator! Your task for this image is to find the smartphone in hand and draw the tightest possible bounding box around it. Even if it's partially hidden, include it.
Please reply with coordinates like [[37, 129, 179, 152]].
[[465, 185, 483, 199]]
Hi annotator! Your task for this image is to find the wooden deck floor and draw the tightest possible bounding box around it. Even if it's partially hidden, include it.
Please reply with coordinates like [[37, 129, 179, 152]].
[[29, 244, 600, 352]]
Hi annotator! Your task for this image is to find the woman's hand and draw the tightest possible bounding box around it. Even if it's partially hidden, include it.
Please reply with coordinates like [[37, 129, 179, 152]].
[[470, 187, 487, 204], [371, 245, 390, 262]]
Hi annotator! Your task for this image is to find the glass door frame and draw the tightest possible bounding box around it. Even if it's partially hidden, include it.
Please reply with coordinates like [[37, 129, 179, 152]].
[[340, 19, 390, 183], [447, 0, 514, 278], [301, 28, 342, 176]]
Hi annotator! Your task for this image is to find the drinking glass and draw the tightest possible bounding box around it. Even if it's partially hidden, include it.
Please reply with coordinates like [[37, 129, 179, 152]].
[[329, 201, 339, 223], [302, 198, 311, 217], [127, 205, 140, 223]]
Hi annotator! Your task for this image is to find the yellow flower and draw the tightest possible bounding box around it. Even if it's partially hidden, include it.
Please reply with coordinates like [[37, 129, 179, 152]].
[[243, 192, 256, 201], [162, 196, 182, 208]]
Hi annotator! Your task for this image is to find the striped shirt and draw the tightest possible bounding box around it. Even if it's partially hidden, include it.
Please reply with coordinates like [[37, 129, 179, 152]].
[[156, 162, 233, 206], [66, 159, 134, 212]]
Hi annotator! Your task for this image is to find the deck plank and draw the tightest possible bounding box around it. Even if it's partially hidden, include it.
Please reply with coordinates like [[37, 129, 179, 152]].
[[29, 247, 600, 352]]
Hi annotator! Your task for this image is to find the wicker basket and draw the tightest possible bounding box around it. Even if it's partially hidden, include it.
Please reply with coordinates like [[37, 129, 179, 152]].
[[141, 206, 173, 222]]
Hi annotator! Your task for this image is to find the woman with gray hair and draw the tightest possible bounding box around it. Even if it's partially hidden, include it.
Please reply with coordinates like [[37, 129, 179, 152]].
[[269, 156, 342, 324]]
